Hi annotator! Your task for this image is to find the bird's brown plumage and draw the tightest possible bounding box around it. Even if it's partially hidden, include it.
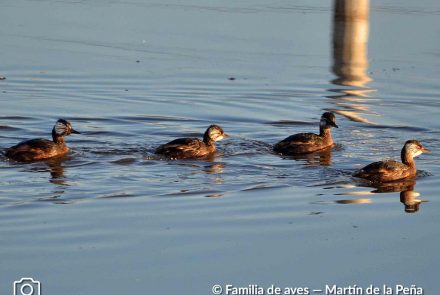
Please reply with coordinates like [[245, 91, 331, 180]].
[[274, 112, 338, 155], [155, 125, 227, 159], [155, 138, 215, 159], [353, 140, 430, 183], [5, 119, 79, 162], [353, 160, 414, 182]]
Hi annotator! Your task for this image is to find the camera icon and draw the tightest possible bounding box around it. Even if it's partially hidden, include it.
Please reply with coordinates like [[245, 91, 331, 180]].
[[13, 278, 41, 295]]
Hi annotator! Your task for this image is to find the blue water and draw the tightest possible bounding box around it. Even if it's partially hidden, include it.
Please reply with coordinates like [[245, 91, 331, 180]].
[[1, 0, 440, 294]]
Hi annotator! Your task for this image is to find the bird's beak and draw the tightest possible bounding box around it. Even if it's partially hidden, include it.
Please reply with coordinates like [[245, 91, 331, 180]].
[[331, 122, 339, 128], [421, 147, 431, 153], [71, 129, 81, 134], [223, 133, 230, 138]]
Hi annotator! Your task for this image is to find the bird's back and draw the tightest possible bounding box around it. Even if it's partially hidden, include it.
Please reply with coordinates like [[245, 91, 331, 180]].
[[155, 137, 212, 159], [354, 160, 413, 182], [6, 138, 66, 161], [274, 133, 328, 154]]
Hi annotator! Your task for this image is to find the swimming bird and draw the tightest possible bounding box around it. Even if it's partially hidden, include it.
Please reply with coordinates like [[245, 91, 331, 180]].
[[273, 112, 338, 155], [353, 140, 430, 182], [5, 119, 80, 162], [155, 125, 228, 159]]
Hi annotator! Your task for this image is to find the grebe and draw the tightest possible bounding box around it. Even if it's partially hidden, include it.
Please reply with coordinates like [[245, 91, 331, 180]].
[[274, 112, 338, 155], [5, 119, 80, 162], [155, 125, 228, 159], [353, 140, 430, 182]]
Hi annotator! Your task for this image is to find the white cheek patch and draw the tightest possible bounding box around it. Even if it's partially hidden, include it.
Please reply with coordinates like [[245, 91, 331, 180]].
[[413, 150, 423, 157], [210, 131, 221, 138], [54, 122, 68, 135], [320, 119, 327, 127], [216, 135, 224, 141]]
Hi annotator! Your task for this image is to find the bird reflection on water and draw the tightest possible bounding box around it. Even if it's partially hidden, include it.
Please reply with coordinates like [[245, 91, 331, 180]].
[[46, 157, 68, 185], [335, 178, 426, 213], [280, 147, 333, 166], [20, 156, 70, 203], [371, 181, 425, 214]]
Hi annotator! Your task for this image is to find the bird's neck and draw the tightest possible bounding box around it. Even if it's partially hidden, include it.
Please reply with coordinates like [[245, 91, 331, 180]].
[[203, 133, 215, 146], [401, 148, 416, 169], [203, 138, 215, 147], [319, 126, 332, 138], [52, 130, 65, 145]]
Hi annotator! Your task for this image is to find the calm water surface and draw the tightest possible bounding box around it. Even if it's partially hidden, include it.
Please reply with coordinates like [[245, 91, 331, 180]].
[[1, 0, 440, 294]]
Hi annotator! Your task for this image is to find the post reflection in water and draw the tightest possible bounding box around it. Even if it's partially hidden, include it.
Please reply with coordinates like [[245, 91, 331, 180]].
[[328, 0, 376, 124]]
